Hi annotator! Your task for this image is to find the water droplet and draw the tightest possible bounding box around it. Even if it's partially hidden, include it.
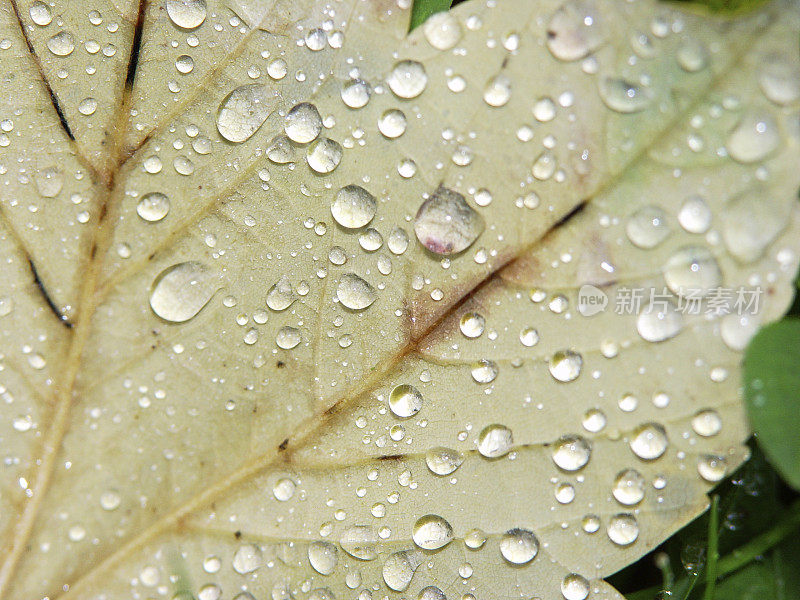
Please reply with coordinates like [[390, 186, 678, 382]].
[[561, 574, 590, 600], [382, 550, 421, 591], [276, 326, 301, 349], [47, 31, 74, 56], [691, 410, 721, 437], [471, 359, 498, 384], [556, 482, 576, 504], [549, 350, 583, 382], [266, 135, 295, 163], [331, 185, 376, 229], [630, 422, 668, 460], [273, 478, 296, 501], [637, 301, 683, 343], [552, 435, 591, 471], [414, 186, 484, 255], [285, 102, 322, 143], [676, 40, 708, 72], [533, 97, 556, 122], [308, 541, 338, 575], [582, 408, 606, 433], [266, 276, 295, 311], [337, 273, 376, 310], [29, 1, 52, 26], [232, 544, 261, 574], [341, 79, 371, 109], [412, 515, 453, 550], [307, 138, 343, 173], [216, 84, 273, 143], [34, 167, 64, 198], [532, 150, 556, 180], [389, 384, 423, 418], [607, 513, 639, 546], [726, 113, 780, 163], [477, 424, 513, 458], [387, 60, 428, 99], [426, 447, 464, 475], [340, 526, 378, 560], [99, 490, 121, 510], [459, 312, 485, 338], [423, 12, 462, 50], [626, 206, 670, 249], [697, 454, 726, 482], [721, 313, 759, 351], [464, 528, 487, 549], [378, 109, 407, 138], [678, 195, 712, 234], [722, 189, 787, 263], [759, 54, 800, 105], [419, 586, 447, 600], [546, 0, 604, 61], [663, 246, 721, 297], [599, 78, 653, 113], [612, 469, 645, 505], [137, 192, 170, 222], [149, 262, 216, 323], [166, 0, 207, 29], [483, 75, 511, 107], [582, 514, 600, 533], [499, 529, 539, 564], [175, 54, 194, 74]]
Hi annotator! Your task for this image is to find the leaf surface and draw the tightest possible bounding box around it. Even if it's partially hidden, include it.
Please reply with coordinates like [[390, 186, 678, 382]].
[[0, 1, 799, 599]]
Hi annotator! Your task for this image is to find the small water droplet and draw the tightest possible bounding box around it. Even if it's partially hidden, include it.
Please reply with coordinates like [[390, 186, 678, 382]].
[[34, 167, 64, 198], [678, 195, 712, 234], [137, 192, 170, 222], [499, 528, 539, 564], [149, 262, 216, 323], [389, 384, 423, 418], [561, 574, 590, 600], [626, 206, 670, 249], [47, 31, 74, 56], [341, 79, 371, 109], [722, 189, 787, 263], [637, 301, 683, 343], [549, 350, 583, 382], [382, 550, 421, 591], [552, 435, 591, 471], [697, 454, 727, 482], [477, 424, 513, 458], [232, 544, 261, 574], [630, 422, 668, 460], [759, 54, 800, 105], [307, 138, 343, 173], [483, 74, 511, 107], [29, 1, 52, 26], [266, 276, 295, 311], [459, 312, 485, 338], [378, 109, 407, 138], [387, 60, 428, 99], [273, 478, 296, 501], [599, 77, 652, 113], [471, 359, 498, 384], [340, 526, 378, 560], [663, 246, 721, 297], [423, 12, 462, 50], [285, 102, 322, 143], [612, 469, 645, 505], [607, 513, 639, 546], [412, 514, 453, 550]]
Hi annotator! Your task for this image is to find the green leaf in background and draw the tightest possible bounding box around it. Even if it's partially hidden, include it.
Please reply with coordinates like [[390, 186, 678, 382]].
[[744, 319, 800, 490], [409, 0, 454, 30]]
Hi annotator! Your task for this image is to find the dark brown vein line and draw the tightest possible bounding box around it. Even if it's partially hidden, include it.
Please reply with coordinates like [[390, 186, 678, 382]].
[[27, 258, 73, 328], [124, 0, 148, 89]]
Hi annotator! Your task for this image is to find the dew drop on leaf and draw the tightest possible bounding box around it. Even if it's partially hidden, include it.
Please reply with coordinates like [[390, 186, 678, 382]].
[[272, 478, 295, 501], [166, 0, 207, 29], [308, 541, 338, 575], [336, 273, 376, 310], [561, 573, 590, 600], [612, 469, 645, 505], [389, 384, 423, 418], [471, 359, 498, 383], [499, 528, 539, 564], [636, 301, 683, 343], [339, 525, 378, 560], [678, 195, 712, 234], [425, 447, 464, 475], [387, 60, 428, 99], [266, 276, 296, 312], [331, 185, 376, 229], [378, 109, 407, 138], [626, 206, 670, 249], [232, 543, 261, 574], [662, 246, 721, 297], [546, 0, 604, 61], [477, 424, 513, 458], [285, 102, 323, 143], [549, 350, 583, 382], [412, 514, 453, 550], [423, 12, 462, 50], [216, 84, 273, 143], [136, 192, 170, 222], [149, 262, 216, 323], [697, 454, 727, 482], [29, 1, 52, 26], [599, 77, 653, 113], [306, 138, 343, 173], [552, 435, 592, 471], [607, 513, 639, 546], [459, 312, 485, 338], [382, 550, 421, 591], [629, 422, 669, 460], [691, 409, 722, 437], [726, 112, 780, 163], [415, 187, 484, 255]]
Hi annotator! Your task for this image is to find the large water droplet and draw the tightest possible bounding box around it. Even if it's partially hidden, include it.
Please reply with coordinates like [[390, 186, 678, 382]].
[[630, 423, 668, 460], [626, 206, 670, 249], [34, 166, 64, 198], [414, 187, 484, 255], [266, 276, 295, 311], [166, 0, 207, 29], [47, 31, 74, 56], [549, 350, 583, 382], [607, 514, 639, 546], [697, 454, 727, 482], [137, 192, 170, 222], [331, 185, 376, 229], [412, 515, 453, 550], [307, 138, 343, 173], [341, 79, 371, 108], [499, 529, 539, 564], [389, 384, 423, 418], [216, 84, 273, 143], [546, 0, 604, 61], [678, 195, 712, 234], [387, 60, 428, 99], [483, 75, 511, 107], [722, 189, 787, 263], [477, 424, 513, 458], [663, 246, 721, 297], [340, 526, 378, 560], [378, 109, 407, 138], [552, 435, 591, 471], [726, 113, 780, 163], [676, 39, 708, 73], [561, 574, 590, 600], [459, 312, 485, 338], [637, 300, 683, 343], [266, 135, 296, 163], [470, 359, 498, 384], [691, 409, 722, 437], [419, 586, 447, 600], [337, 273, 376, 310], [759, 54, 800, 105], [612, 469, 645, 505], [382, 550, 421, 591], [150, 262, 216, 323], [232, 544, 261, 574], [599, 78, 653, 113], [308, 541, 338, 575], [285, 102, 322, 143], [423, 12, 462, 50], [426, 447, 464, 475], [29, 1, 52, 26]]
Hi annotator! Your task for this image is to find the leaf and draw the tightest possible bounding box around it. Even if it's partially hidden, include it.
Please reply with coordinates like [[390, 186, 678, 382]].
[[744, 319, 800, 490], [0, 1, 799, 600]]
